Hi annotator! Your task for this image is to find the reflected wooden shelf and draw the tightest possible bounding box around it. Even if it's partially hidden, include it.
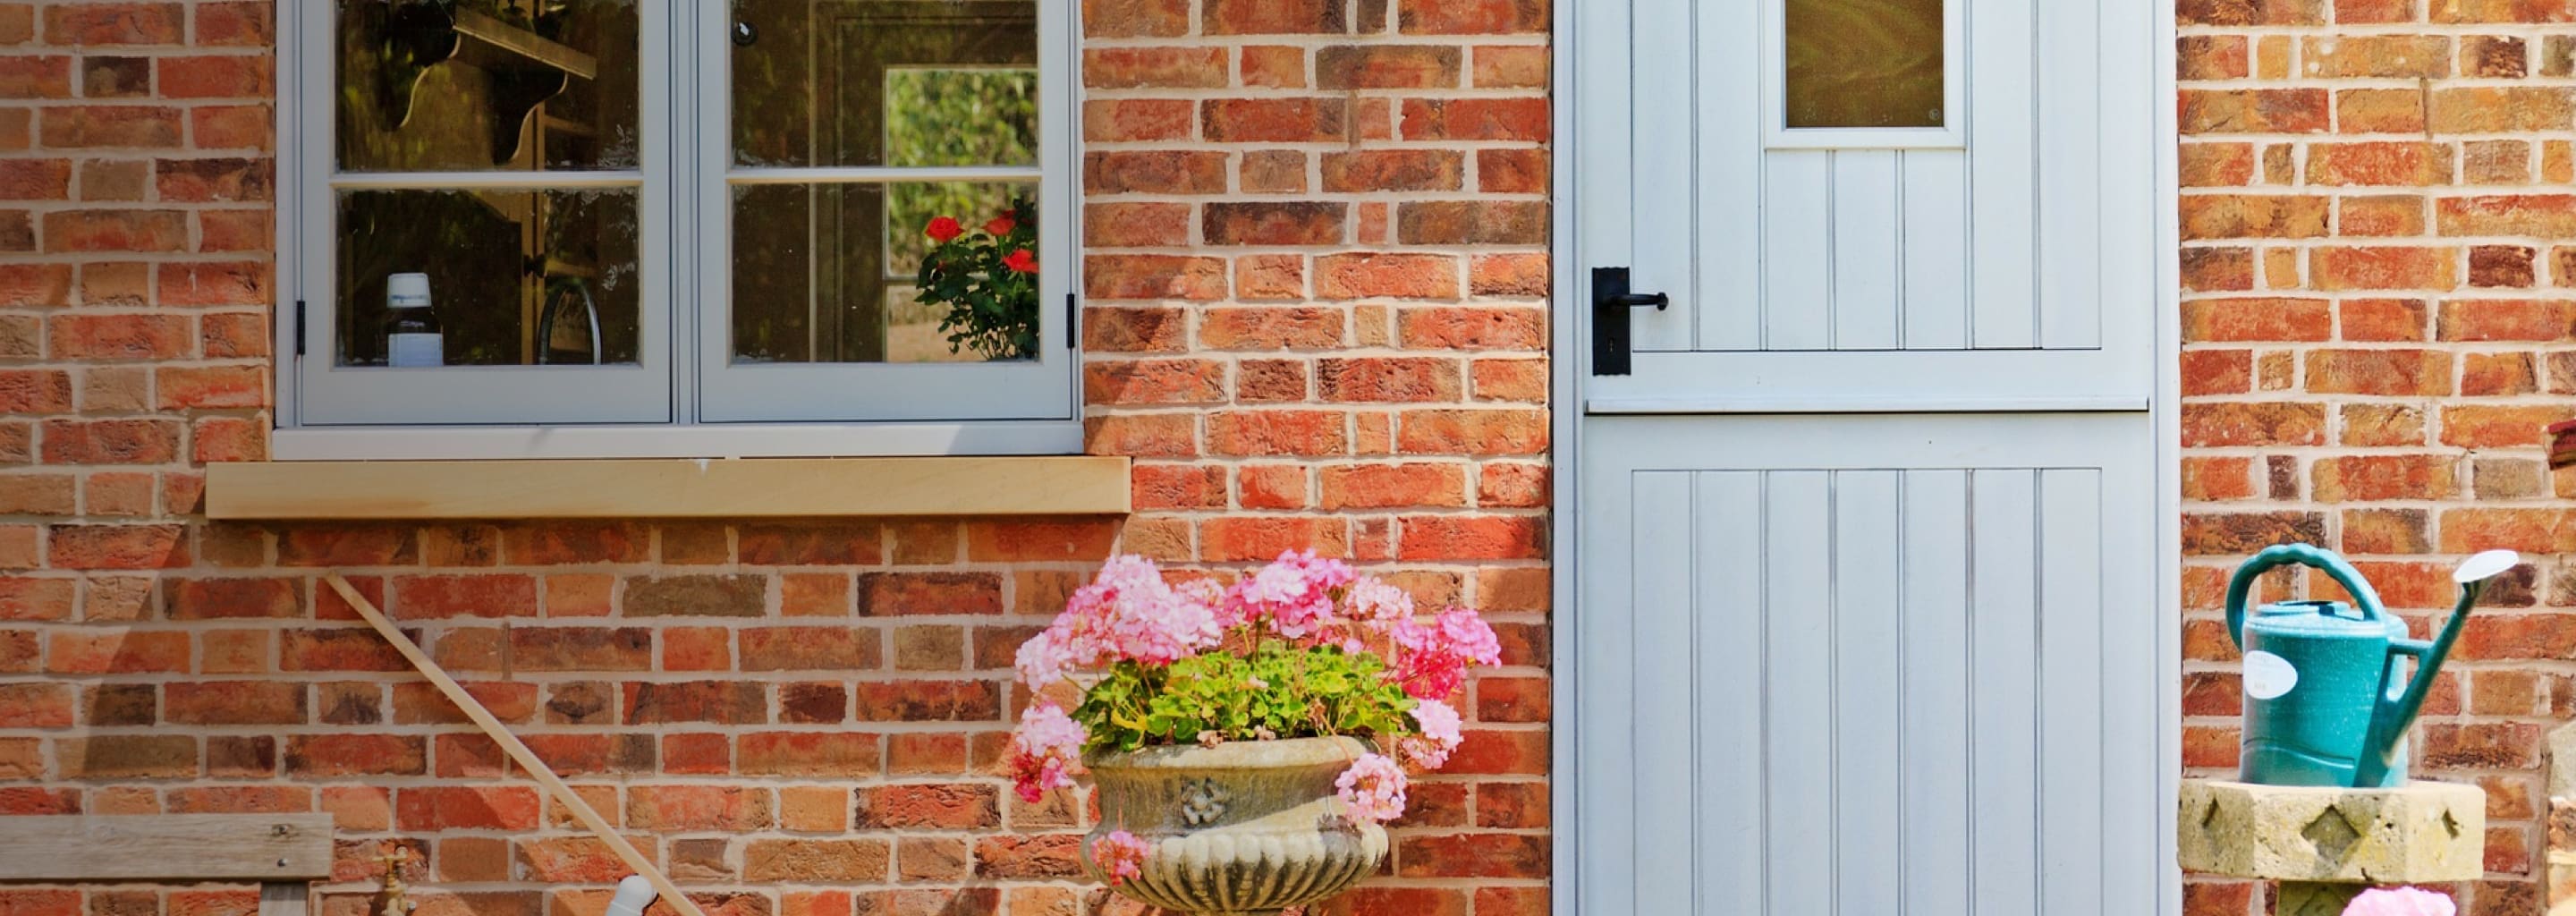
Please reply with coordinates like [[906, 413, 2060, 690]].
[[452, 9, 597, 80]]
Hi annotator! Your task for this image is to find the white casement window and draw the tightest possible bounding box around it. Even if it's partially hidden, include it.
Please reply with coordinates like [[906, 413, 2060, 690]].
[[275, 1, 1077, 459]]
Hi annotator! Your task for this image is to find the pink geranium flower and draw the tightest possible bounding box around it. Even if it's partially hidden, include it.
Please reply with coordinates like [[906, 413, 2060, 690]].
[[2343, 887, 2453, 916], [1091, 830, 1149, 886], [1394, 698, 1463, 770], [1335, 752, 1408, 824], [1007, 701, 1086, 802], [1392, 606, 1504, 700], [1222, 549, 1356, 640]]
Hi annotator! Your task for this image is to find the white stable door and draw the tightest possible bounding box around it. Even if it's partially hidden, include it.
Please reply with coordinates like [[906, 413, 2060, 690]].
[[1567, 0, 2170, 913]]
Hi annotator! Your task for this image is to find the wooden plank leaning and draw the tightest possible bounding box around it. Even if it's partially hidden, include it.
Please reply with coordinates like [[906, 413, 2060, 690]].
[[323, 574, 708, 916], [0, 813, 332, 916]]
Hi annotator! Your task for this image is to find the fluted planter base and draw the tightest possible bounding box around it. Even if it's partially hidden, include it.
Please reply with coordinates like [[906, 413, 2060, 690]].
[[1083, 736, 1388, 915]]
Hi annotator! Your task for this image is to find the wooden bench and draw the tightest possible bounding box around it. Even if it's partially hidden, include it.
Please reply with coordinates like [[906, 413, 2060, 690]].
[[0, 815, 335, 916]]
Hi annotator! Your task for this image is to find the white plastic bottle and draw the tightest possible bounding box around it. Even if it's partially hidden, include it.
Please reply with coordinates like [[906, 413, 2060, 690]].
[[384, 273, 443, 368]]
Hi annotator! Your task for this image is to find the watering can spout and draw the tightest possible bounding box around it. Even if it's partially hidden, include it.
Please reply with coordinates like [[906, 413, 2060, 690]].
[[2351, 549, 2521, 787]]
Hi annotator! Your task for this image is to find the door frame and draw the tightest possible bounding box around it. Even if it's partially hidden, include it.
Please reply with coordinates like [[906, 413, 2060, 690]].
[[1545, 2, 2187, 913]]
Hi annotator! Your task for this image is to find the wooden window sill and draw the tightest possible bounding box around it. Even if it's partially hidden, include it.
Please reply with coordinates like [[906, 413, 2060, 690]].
[[204, 456, 1131, 520]]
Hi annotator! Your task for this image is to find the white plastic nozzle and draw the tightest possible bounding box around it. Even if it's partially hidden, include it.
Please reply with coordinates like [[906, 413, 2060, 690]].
[[605, 875, 657, 916]]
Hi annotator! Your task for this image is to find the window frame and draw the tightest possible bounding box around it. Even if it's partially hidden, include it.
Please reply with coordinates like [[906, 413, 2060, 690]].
[[1761, 0, 1968, 150], [272, 0, 1082, 460]]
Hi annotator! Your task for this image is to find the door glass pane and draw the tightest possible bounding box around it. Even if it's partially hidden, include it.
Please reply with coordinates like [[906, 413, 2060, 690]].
[[732, 0, 1038, 168], [733, 182, 1038, 364], [1784, 0, 1945, 130], [335, 187, 642, 367], [336, 1, 640, 172]]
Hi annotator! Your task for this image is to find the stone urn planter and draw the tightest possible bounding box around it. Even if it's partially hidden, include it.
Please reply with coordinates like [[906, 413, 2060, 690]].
[[1080, 736, 1390, 915]]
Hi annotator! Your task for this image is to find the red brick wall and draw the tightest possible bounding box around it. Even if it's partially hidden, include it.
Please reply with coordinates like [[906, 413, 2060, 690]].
[[2178, 2, 2575, 913], [0, 3, 1552, 916]]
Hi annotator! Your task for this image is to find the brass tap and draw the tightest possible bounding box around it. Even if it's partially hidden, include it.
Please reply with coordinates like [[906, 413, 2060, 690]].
[[371, 848, 416, 916]]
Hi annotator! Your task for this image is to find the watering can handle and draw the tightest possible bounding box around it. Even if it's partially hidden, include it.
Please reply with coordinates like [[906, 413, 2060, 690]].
[[2224, 543, 2387, 650]]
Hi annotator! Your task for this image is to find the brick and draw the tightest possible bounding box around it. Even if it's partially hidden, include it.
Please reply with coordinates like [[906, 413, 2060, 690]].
[[623, 574, 764, 617], [157, 55, 269, 98], [1318, 46, 1460, 89], [38, 106, 181, 148], [2180, 195, 2330, 239], [1398, 200, 1548, 245], [56, 735, 194, 779], [741, 626, 879, 670], [1399, 514, 1544, 559], [2309, 143, 2452, 186], [2443, 405, 2573, 447], [1083, 47, 1225, 89], [1081, 151, 1225, 197], [859, 572, 1004, 615], [2180, 0, 2326, 24], [741, 732, 881, 777], [2439, 299, 2571, 341], [47, 523, 186, 568], [1086, 254, 1227, 301], [2441, 198, 2576, 244], [1401, 98, 1551, 141], [2180, 298, 2332, 342], [1080, 0, 1189, 37], [1321, 462, 1467, 509], [855, 784, 1001, 830], [2431, 87, 2572, 132], [1240, 46, 1306, 89], [2181, 89, 2331, 133], [2312, 246, 2459, 291], [1205, 0, 1347, 34], [1084, 359, 1226, 405], [165, 681, 304, 725], [45, 4, 182, 44], [1397, 409, 1548, 454], [396, 786, 540, 831], [2305, 349, 2452, 395], [1211, 410, 1349, 456], [1319, 252, 1458, 300], [157, 262, 267, 305], [1204, 98, 1348, 142], [1203, 201, 1345, 246]]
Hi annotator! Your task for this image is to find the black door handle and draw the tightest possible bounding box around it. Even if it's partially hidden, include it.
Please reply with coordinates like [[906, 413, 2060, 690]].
[[1592, 267, 1668, 376], [1603, 290, 1669, 310]]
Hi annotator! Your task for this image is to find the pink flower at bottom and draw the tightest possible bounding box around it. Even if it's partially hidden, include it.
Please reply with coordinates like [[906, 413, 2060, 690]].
[[1394, 698, 1464, 771], [2343, 887, 2453, 916], [1092, 830, 1149, 886], [1335, 752, 1409, 824], [1007, 701, 1086, 803]]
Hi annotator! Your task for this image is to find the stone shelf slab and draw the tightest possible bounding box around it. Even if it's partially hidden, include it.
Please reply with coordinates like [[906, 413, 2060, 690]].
[[2177, 779, 2484, 884]]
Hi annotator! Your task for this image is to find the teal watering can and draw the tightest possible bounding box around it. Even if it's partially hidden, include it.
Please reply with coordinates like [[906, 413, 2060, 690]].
[[2225, 544, 2521, 787]]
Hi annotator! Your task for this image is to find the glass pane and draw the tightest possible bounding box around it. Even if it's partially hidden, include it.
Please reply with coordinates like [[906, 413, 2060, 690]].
[[336, 187, 642, 367], [337, 0, 640, 171], [1784, 0, 1945, 130], [733, 182, 1038, 364], [733, 0, 1038, 168]]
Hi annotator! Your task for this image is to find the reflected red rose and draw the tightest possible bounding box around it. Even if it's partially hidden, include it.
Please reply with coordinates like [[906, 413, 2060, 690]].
[[926, 216, 963, 243], [986, 216, 1017, 236], [1003, 249, 1038, 274]]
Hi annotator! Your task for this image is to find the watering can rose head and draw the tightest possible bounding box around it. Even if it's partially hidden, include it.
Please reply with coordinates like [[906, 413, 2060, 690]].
[[2343, 886, 2453, 916], [1004, 551, 1502, 821]]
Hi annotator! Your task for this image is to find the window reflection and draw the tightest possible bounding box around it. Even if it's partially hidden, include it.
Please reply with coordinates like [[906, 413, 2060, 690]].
[[337, 188, 642, 367], [1784, 0, 1945, 130], [730, 0, 1040, 365], [337, 0, 641, 172]]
